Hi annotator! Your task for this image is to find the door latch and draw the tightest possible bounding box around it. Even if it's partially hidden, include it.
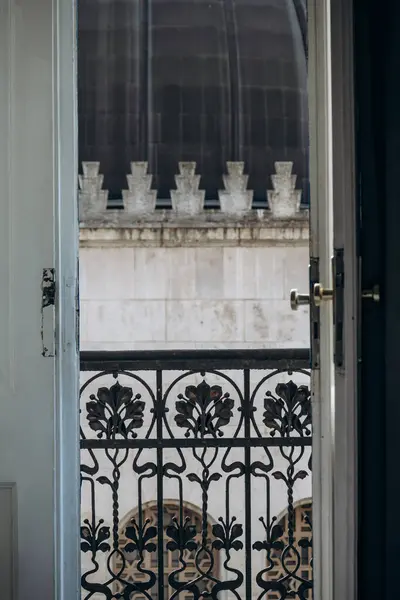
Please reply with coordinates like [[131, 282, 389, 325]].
[[289, 258, 321, 369]]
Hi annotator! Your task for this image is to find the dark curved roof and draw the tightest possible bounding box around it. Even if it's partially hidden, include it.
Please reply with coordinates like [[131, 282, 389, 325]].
[[78, 0, 308, 203]]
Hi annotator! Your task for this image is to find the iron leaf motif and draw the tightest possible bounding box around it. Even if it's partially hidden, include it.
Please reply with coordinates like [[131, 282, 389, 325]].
[[166, 516, 198, 552], [86, 380, 145, 439], [124, 518, 157, 555], [253, 516, 285, 553], [175, 380, 234, 437], [263, 380, 311, 437], [212, 517, 243, 552], [81, 518, 111, 555]]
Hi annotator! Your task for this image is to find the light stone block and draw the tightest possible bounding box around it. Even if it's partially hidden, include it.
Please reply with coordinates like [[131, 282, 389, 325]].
[[133, 248, 169, 299], [79, 161, 108, 219], [166, 300, 244, 343], [81, 300, 166, 343], [218, 161, 253, 214], [79, 248, 135, 300], [170, 162, 205, 216], [79, 340, 282, 351], [283, 245, 309, 295], [195, 247, 224, 299], [244, 300, 309, 345], [223, 247, 257, 300], [267, 161, 302, 218], [122, 162, 157, 216], [254, 247, 286, 300], [222, 247, 286, 300], [167, 248, 196, 299]]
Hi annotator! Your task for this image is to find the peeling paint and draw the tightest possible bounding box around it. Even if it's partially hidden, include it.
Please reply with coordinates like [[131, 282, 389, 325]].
[[41, 268, 56, 357]]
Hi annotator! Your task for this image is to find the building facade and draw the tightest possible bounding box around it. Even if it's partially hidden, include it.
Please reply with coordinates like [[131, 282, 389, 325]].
[[77, 1, 311, 597], [79, 166, 311, 598]]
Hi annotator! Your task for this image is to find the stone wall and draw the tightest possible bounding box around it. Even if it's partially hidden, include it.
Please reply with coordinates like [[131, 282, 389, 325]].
[[79, 226, 309, 351]]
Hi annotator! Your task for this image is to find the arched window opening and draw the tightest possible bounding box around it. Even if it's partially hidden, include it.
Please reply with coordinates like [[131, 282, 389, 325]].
[[114, 501, 220, 599], [268, 501, 312, 600]]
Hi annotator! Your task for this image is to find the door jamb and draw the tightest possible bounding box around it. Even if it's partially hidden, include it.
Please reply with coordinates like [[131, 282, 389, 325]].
[[330, 1, 358, 599], [309, 1, 358, 599], [308, 1, 334, 598], [54, 0, 80, 597]]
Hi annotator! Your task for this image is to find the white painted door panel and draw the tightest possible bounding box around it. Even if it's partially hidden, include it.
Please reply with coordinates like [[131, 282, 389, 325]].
[[0, 0, 79, 598], [308, 1, 358, 599]]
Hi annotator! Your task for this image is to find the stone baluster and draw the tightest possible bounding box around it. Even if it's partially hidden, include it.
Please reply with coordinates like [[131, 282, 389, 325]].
[[170, 162, 205, 216], [122, 162, 157, 216], [78, 162, 108, 219], [267, 162, 302, 218], [218, 162, 253, 214]]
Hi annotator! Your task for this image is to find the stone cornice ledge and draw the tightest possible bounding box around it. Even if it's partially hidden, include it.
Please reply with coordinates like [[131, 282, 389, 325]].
[[79, 211, 310, 248]]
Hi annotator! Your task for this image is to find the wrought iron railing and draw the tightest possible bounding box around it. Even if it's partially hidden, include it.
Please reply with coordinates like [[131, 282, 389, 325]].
[[80, 349, 312, 600]]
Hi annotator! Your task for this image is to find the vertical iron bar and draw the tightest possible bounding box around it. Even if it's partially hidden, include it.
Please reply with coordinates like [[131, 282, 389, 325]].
[[244, 368, 252, 600], [156, 369, 164, 600]]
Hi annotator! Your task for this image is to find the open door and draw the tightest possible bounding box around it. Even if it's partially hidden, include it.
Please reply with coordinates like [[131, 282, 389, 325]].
[[330, 2, 358, 599], [0, 0, 80, 598], [292, 1, 358, 599]]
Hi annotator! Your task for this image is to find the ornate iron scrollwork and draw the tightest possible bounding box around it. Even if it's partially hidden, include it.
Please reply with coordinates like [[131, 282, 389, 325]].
[[80, 350, 312, 599], [175, 380, 234, 438], [86, 378, 145, 439]]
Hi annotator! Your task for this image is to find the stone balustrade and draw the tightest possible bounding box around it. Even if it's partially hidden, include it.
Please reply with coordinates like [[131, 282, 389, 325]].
[[79, 160, 305, 223]]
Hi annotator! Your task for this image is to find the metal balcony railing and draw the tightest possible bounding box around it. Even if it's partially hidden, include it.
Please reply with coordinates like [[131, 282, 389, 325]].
[[80, 349, 313, 600]]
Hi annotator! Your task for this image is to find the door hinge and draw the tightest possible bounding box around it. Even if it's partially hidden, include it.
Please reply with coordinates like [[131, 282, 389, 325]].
[[309, 257, 320, 369], [41, 268, 56, 357], [333, 248, 344, 368]]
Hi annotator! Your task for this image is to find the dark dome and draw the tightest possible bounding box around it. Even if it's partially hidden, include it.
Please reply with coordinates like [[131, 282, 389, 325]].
[[78, 0, 308, 203]]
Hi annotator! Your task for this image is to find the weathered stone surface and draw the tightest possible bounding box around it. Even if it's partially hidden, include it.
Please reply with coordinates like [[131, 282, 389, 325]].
[[122, 162, 157, 217], [166, 300, 244, 343], [79, 218, 309, 248], [218, 162, 253, 214], [80, 243, 309, 348], [79, 161, 108, 219], [81, 299, 166, 343], [170, 162, 205, 216], [267, 162, 302, 218], [244, 300, 308, 345]]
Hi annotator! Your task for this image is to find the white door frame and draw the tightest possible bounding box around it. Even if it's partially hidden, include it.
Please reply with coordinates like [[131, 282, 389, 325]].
[[330, 0, 358, 599], [0, 0, 357, 596], [54, 0, 80, 597], [308, 0, 334, 598], [57, 0, 359, 597], [309, 1, 358, 599]]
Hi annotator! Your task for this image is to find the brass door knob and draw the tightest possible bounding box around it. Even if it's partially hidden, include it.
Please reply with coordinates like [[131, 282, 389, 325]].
[[313, 283, 333, 307], [290, 289, 310, 311]]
